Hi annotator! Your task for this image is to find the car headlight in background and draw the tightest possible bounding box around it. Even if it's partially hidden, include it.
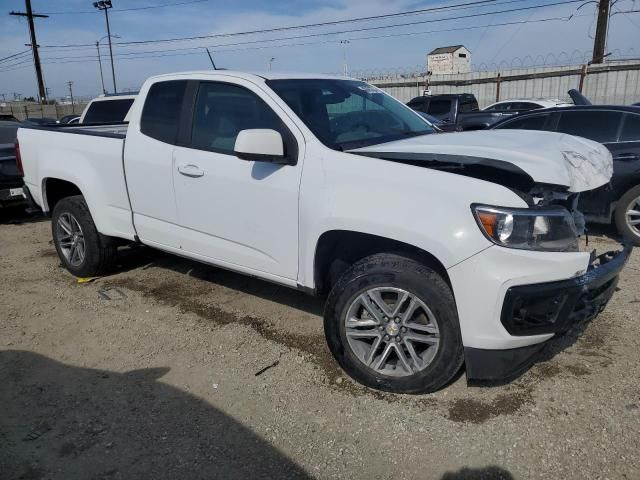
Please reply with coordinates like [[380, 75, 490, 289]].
[[472, 205, 579, 252]]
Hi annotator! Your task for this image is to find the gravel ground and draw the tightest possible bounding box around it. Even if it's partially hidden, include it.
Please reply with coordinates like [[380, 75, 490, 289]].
[[1, 207, 639, 479]]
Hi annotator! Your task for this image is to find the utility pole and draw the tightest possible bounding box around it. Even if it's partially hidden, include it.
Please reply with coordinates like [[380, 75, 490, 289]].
[[591, 0, 610, 64], [10, 0, 49, 103], [0, 94, 6, 102], [268, 57, 275, 71], [96, 41, 106, 94], [67, 81, 75, 106], [93, 1, 117, 93]]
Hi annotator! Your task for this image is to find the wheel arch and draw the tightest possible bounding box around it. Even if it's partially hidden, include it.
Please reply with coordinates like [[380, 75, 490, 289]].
[[42, 177, 84, 213], [313, 229, 451, 295]]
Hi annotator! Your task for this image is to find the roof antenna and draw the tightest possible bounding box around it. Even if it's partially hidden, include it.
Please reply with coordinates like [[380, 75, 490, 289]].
[[205, 48, 217, 70]]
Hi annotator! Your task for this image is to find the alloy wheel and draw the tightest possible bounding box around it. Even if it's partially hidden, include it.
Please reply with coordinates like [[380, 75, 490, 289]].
[[344, 287, 440, 377], [56, 212, 86, 266]]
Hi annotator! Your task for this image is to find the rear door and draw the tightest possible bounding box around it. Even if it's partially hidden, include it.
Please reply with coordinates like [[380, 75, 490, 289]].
[[124, 80, 188, 247], [554, 109, 626, 218], [170, 78, 304, 281]]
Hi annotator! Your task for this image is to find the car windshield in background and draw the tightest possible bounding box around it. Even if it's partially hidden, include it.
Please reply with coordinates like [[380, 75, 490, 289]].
[[267, 79, 435, 150], [83, 98, 134, 124]]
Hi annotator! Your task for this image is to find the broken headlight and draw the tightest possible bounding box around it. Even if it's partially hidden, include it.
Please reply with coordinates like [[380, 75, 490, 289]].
[[472, 205, 579, 252]]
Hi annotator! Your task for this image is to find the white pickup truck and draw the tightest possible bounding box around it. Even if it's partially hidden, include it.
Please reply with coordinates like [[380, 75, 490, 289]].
[[17, 71, 631, 393]]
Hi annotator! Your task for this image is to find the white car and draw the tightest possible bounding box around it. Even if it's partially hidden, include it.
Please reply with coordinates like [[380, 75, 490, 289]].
[[16, 71, 630, 393], [484, 99, 573, 111], [79, 93, 136, 124]]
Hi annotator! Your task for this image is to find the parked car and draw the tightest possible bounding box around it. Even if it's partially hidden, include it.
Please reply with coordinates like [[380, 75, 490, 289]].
[[492, 105, 640, 244], [407, 93, 514, 130], [0, 121, 25, 205], [0, 113, 20, 122], [79, 93, 136, 124], [416, 112, 462, 132], [17, 72, 629, 393], [484, 99, 572, 111]]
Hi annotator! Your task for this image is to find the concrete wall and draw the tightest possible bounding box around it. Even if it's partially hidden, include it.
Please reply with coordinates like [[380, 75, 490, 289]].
[[371, 60, 640, 108], [0, 102, 88, 121]]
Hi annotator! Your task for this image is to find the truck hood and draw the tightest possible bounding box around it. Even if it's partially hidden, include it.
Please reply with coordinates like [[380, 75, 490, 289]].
[[349, 130, 613, 193]]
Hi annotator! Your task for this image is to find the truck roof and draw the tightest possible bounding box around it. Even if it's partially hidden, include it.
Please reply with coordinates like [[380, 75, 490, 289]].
[[146, 70, 350, 82]]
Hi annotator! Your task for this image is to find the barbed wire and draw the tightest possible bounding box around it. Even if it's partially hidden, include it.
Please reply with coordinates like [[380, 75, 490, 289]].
[[334, 48, 639, 81]]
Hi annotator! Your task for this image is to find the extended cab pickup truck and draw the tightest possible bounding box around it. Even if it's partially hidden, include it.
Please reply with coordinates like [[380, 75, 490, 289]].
[[17, 72, 631, 393], [407, 93, 515, 130]]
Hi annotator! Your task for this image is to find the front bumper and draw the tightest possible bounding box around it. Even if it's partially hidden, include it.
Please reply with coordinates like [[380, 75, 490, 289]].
[[464, 244, 632, 382]]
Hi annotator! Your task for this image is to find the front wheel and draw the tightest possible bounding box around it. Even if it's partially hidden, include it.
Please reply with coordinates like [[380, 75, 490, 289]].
[[614, 185, 640, 246], [324, 253, 464, 394], [51, 195, 116, 277]]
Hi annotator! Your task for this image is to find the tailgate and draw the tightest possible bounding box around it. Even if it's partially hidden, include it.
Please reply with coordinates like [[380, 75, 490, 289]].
[[0, 143, 22, 189]]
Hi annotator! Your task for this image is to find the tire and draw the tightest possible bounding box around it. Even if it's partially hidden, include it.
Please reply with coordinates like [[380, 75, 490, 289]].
[[51, 195, 116, 277], [614, 185, 640, 246], [324, 253, 464, 394]]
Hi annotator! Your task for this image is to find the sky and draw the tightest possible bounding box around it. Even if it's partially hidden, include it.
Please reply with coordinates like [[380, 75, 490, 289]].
[[0, 0, 639, 100]]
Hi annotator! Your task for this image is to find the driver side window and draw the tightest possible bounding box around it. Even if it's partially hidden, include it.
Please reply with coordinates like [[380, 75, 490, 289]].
[[190, 82, 286, 155]]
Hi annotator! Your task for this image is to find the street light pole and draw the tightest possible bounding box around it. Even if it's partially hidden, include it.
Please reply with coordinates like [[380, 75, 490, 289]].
[[268, 57, 275, 71], [340, 40, 350, 77], [93, 1, 117, 93]]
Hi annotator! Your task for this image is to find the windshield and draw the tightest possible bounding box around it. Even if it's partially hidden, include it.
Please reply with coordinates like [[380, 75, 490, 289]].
[[267, 79, 435, 150]]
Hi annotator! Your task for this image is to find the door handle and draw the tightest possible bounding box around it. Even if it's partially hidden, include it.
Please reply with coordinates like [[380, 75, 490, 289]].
[[177, 164, 204, 177], [613, 153, 639, 161]]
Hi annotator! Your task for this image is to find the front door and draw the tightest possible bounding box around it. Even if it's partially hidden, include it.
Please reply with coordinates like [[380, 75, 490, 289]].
[[171, 79, 304, 281]]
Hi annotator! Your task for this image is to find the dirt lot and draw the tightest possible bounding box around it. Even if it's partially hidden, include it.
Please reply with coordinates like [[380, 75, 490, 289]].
[[1, 207, 639, 480]]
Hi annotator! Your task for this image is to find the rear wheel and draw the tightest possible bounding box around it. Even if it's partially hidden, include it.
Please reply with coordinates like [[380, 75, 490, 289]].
[[51, 195, 116, 277], [324, 253, 464, 394], [614, 185, 640, 246]]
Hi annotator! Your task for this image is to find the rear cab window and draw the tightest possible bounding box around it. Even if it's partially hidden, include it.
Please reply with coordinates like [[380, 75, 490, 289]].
[[427, 99, 452, 116], [83, 98, 135, 124], [140, 80, 188, 144]]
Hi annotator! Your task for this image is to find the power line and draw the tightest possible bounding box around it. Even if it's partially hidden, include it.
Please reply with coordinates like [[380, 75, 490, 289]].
[[28, 12, 582, 63], [39, 0, 209, 15], [0, 12, 595, 72], [39, 0, 534, 48], [3, 2, 637, 75], [0, 50, 32, 63], [33, 0, 569, 53], [35, 0, 587, 56]]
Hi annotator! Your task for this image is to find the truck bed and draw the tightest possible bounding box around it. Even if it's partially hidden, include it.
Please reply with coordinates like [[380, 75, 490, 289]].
[[18, 124, 136, 241]]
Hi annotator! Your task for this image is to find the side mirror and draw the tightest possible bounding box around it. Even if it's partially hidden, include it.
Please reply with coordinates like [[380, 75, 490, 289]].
[[234, 129, 288, 164]]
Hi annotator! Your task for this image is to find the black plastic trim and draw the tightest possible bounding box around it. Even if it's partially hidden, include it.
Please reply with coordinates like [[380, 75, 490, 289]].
[[464, 343, 545, 383], [501, 244, 632, 336], [235, 150, 292, 165]]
